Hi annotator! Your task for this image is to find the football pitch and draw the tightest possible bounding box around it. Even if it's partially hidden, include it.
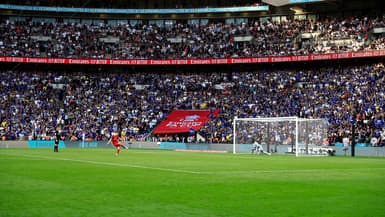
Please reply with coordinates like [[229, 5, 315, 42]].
[[1, 148, 385, 217]]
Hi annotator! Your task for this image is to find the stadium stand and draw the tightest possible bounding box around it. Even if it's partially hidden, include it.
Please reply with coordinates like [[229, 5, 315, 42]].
[[0, 16, 384, 59], [0, 62, 384, 146], [0, 0, 384, 148]]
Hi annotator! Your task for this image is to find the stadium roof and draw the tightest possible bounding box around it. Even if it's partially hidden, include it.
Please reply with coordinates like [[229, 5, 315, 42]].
[[0, 0, 383, 18], [262, 0, 326, 7], [263, 0, 384, 16]]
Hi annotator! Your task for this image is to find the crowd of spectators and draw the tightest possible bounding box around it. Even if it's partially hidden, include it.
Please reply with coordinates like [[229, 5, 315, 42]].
[[1, 62, 384, 147], [0, 16, 384, 59], [0, 15, 385, 146]]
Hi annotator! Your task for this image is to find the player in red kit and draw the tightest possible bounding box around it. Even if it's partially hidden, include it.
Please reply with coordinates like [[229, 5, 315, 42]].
[[107, 132, 128, 156]]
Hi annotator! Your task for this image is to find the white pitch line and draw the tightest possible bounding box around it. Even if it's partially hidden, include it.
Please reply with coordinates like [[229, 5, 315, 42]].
[[0, 153, 203, 175], [2, 152, 385, 175], [210, 167, 385, 175]]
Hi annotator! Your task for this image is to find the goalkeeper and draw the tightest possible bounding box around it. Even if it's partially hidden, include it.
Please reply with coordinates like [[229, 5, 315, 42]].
[[252, 140, 271, 155]]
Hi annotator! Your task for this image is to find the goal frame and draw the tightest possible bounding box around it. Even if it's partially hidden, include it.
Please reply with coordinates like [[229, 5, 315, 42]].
[[232, 116, 328, 156]]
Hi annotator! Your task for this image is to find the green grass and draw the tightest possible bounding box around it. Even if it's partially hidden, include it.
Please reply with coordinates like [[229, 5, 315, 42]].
[[1, 148, 385, 217]]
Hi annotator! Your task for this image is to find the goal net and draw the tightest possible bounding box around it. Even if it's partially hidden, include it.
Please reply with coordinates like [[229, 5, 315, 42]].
[[232, 116, 330, 156]]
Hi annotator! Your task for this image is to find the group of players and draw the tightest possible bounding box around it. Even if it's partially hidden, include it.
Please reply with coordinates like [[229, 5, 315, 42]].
[[54, 131, 267, 156], [53, 131, 128, 156]]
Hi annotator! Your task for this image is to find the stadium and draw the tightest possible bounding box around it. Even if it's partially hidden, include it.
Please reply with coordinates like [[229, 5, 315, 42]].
[[0, 0, 385, 216]]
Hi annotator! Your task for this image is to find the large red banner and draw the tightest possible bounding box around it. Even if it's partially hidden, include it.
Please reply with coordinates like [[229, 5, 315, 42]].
[[153, 110, 220, 134], [0, 50, 384, 65]]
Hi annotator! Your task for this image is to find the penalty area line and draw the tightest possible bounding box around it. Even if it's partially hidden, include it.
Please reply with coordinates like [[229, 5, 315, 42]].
[[210, 167, 385, 175], [0, 153, 204, 175]]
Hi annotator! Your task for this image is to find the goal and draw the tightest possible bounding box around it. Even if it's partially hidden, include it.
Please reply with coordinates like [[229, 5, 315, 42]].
[[232, 116, 330, 156]]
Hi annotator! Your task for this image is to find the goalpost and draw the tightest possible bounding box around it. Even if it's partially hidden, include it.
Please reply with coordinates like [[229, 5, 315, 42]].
[[232, 116, 330, 156]]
